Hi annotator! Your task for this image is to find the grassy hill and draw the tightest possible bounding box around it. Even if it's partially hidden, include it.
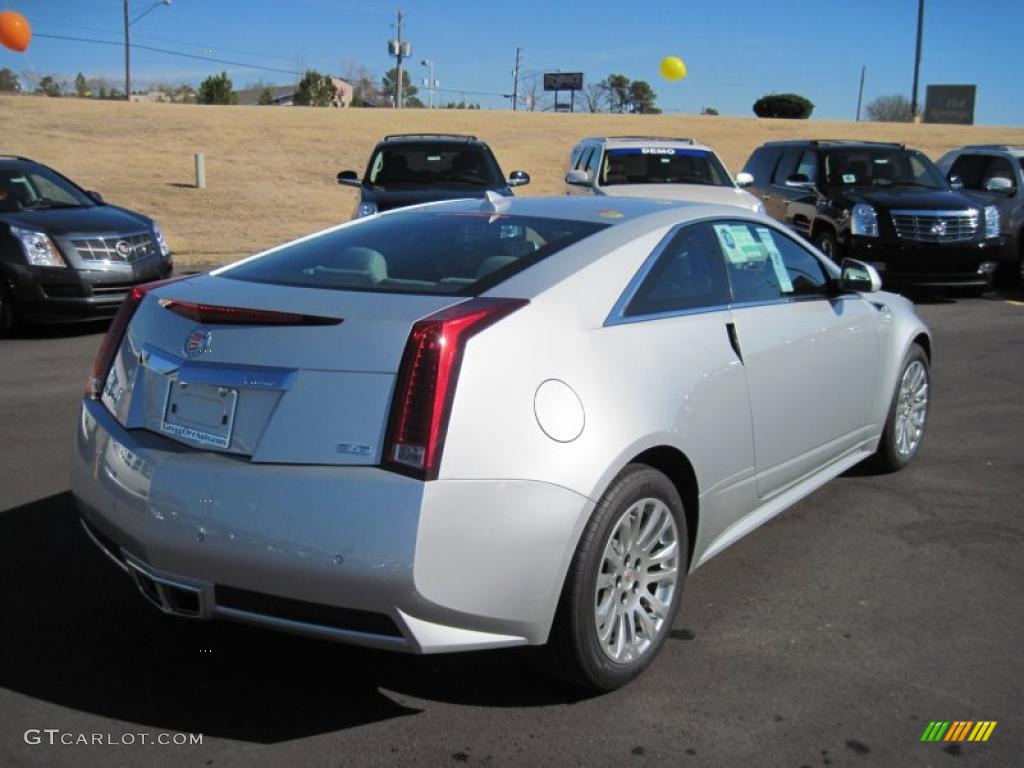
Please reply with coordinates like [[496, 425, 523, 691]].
[[4, 95, 1023, 264]]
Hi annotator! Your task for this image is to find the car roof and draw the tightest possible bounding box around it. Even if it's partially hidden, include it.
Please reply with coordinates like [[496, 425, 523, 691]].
[[401, 193, 700, 225], [579, 136, 713, 152], [378, 133, 486, 146], [957, 144, 1024, 157], [762, 139, 907, 150], [0, 156, 41, 171]]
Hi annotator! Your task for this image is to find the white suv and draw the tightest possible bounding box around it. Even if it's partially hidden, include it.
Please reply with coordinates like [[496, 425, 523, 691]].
[[564, 136, 763, 212]]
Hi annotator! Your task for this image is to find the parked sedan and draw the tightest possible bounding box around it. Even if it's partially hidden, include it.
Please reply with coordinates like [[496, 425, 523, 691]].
[[71, 195, 931, 691], [0, 156, 173, 335]]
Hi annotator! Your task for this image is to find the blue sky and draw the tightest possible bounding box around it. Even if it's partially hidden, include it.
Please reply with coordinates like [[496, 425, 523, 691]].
[[3, 0, 1023, 125]]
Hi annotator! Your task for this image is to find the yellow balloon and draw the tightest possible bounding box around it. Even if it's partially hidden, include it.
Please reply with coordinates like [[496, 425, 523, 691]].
[[660, 56, 687, 81]]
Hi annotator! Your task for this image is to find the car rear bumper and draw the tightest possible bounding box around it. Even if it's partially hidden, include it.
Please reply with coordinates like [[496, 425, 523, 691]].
[[70, 397, 592, 652], [849, 237, 1002, 287], [2, 259, 173, 322]]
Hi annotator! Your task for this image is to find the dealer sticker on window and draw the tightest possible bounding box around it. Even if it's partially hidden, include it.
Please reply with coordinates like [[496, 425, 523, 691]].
[[713, 224, 766, 265], [756, 228, 794, 293]]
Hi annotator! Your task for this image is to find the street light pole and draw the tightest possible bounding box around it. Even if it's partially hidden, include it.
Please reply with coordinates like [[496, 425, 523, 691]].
[[123, 0, 172, 102], [421, 58, 434, 108], [910, 0, 925, 119], [123, 0, 130, 101]]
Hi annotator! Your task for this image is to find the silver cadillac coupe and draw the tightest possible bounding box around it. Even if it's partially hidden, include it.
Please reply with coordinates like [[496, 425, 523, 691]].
[[71, 195, 930, 691]]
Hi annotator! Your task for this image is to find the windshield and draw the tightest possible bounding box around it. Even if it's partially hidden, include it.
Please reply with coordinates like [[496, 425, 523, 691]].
[[0, 167, 94, 212], [366, 144, 505, 189], [223, 211, 607, 296], [599, 147, 732, 187], [822, 149, 946, 190]]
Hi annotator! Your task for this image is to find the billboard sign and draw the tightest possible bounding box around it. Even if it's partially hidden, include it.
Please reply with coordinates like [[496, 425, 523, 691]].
[[543, 72, 583, 91], [924, 85, 977, 125]]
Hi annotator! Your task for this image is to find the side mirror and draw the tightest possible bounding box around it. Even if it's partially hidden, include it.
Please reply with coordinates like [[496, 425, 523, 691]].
[[784, 173, 814, 189], [948, 174, 964, 191], [507, 170, 530, 187], [984, 177, 1014, 194], [87, 190, 105, 204], [839, 258, 882, 293], [565, 169, 590, 186], [735, 172, 754, 188], [336, 170, 361, 188]]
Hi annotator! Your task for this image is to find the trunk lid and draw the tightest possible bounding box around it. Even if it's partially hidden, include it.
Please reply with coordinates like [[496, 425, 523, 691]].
[[107, 274, 463, 465]]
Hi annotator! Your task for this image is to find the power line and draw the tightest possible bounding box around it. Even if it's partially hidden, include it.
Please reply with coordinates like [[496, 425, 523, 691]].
[[34, 33, 304, 77]]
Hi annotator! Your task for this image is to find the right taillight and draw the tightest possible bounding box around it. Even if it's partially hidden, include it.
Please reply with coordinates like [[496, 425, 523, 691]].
[[86, 276, 188, 399], [382, 297, 528, 481]]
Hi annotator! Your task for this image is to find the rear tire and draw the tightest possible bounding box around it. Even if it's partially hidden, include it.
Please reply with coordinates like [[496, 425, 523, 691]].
[[870, 344, 929, 472], [529, 464, 688, 691]]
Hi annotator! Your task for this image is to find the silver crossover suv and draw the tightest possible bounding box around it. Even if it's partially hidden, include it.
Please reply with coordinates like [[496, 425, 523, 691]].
[[72, 195, 930, 690]]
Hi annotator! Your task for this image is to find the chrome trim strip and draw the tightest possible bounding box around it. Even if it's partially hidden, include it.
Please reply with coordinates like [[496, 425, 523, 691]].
[[141, 343, 297, 391], [889, 209, 978, 217], [78, 518, 131, 574]]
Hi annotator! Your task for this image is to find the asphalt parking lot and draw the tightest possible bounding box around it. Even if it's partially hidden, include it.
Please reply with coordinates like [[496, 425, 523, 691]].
[[0, 291, 1021, 768]]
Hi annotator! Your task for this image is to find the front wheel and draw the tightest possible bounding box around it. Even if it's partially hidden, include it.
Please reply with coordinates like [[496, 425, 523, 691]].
[[813, 228, 840, 261], [871, 344, 930, 472], [529, 464, 688, 691]]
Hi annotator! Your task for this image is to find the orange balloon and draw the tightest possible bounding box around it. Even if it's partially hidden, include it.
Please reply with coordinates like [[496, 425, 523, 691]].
[[0, 11, 32, 53]]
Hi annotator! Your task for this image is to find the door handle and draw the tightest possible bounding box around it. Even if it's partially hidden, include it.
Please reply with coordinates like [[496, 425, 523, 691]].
[[726, 322, 743, 363]]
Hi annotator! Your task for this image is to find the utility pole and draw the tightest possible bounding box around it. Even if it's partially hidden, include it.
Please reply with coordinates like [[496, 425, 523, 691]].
[[511, 47, 521, 111], [910, 0, 924, 119], [387, 8, 410, 108], [123, 0, 130, 101], [856, 65, 866, 121]]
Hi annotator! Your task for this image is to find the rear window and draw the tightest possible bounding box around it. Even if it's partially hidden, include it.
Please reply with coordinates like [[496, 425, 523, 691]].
[[222, 211, 608, 296], [367, 144, 504, 188], [600, 147, 732, 187]]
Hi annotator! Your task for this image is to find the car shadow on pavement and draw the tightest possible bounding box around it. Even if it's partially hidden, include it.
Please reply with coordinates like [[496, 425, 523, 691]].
[[0, 492, 584, 743]]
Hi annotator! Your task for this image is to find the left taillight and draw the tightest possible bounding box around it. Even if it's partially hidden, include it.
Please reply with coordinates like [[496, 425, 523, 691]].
[[86, 276, 187, 399], [382, 297, 528, 481]]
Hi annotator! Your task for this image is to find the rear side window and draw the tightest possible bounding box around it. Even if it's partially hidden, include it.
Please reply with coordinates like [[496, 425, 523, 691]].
[[223, 212, 607, 296], [711, 221, 831, 302], [625, 222, 731, 316]]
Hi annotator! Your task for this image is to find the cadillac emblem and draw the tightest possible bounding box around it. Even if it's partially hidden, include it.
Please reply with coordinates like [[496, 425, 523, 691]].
[[930, 220, 947, 237], [184, 327, 212, 358]]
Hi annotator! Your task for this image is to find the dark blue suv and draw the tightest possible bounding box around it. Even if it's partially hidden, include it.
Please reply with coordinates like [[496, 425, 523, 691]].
[[337, 134, 530, 218]]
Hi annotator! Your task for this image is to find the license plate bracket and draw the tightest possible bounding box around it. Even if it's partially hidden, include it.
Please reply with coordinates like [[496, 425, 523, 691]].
[[160, 380, 238, 449]]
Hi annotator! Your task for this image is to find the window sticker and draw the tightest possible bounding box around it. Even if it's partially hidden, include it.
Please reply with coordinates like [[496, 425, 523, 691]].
[[641, 147, 676, 155], [714, 224, 766, 265], [842, 173, 857, 183], [755, 228, 794, 293]]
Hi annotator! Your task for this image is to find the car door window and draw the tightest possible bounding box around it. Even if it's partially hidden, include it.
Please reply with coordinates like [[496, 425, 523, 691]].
[[583, 145, 602, 176], [576, 146, 593, 171], [771, 149, 802, 185], [948, 154, 988, 189], [624, 222, 731, 316], [711, 221, 831, 303], [983, 157, 1016, 192], [795, 150, 818, 184]]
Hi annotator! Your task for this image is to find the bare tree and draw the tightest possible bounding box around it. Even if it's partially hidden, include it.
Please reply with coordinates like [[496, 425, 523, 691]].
[[865, 94, 913, 123], [584, 83, 604, 113]]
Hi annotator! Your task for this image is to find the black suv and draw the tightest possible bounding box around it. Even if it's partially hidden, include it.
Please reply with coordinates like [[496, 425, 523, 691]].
[[741, 140, 1003, 290], [0, 156, 173, 335], [337, 134, 530, 218]]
